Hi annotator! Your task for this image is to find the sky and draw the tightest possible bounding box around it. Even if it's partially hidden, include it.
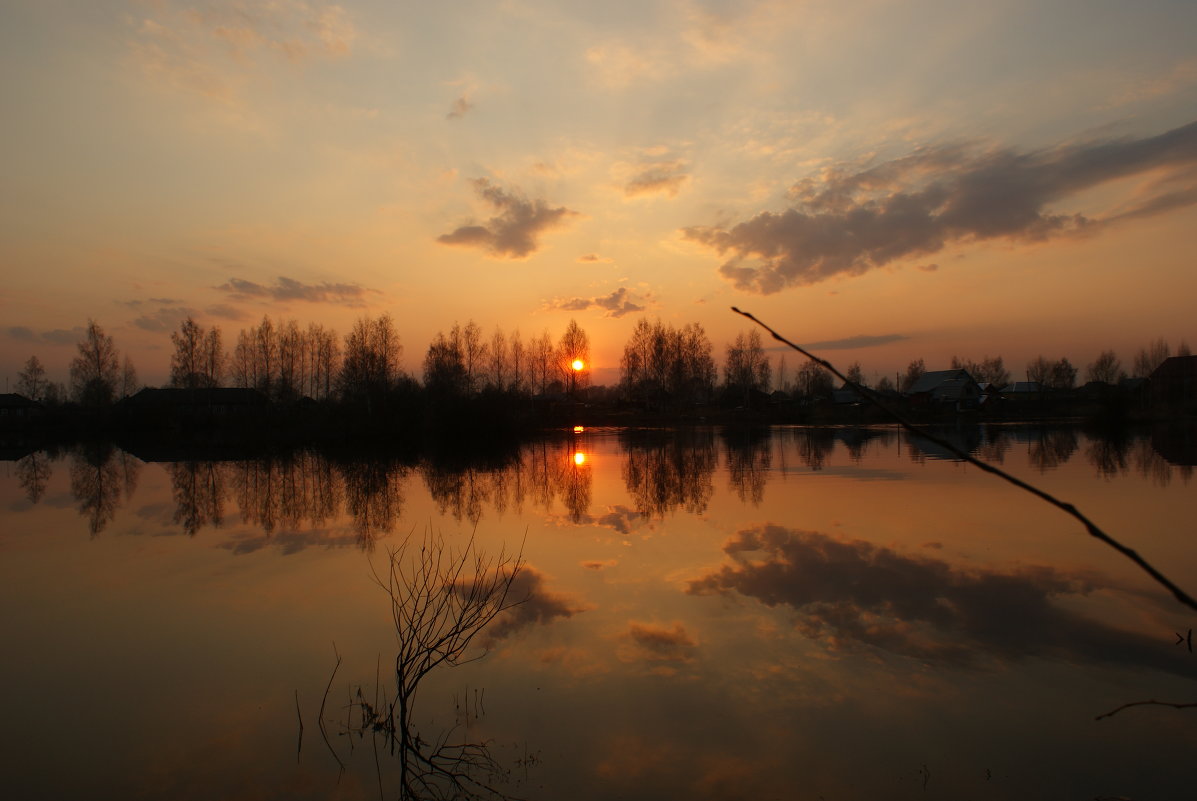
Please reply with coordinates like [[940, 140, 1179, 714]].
[[2, 0, 1196, 389]]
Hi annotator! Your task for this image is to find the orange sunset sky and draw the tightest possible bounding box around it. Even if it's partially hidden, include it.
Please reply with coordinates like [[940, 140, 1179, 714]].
[[2, 0, 1195, 389]]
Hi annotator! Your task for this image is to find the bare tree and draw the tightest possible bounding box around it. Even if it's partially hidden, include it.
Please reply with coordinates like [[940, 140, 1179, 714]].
[[951, 355, 1010, 386], [556, 319, 590, 396], [1133, 337, 1170, 377], [487, 327, 508, 390], [1086, 350, 1124, 384], [330, 529, 526, 800], [120, 356, 139, 398], [1026, 355, 1053, 387], [899, 358, 925, 393], [723, 329, 770, 402], [70, 320, 121, 406], [16, 355, 47, 401]]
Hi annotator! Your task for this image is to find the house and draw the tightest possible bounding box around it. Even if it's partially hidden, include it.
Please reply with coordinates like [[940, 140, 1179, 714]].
[[1149, 355, 1197, 410], [905, 369, 983, 409], [118, 387, 270, 426], [0, 393, 45, 426]]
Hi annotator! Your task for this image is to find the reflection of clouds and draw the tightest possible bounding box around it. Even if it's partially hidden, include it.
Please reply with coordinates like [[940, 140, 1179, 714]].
[[689, 524, 1193, 675], [549, 504, 650, 535], [581, 559, 618, 571], [617, 621, 699, 672], [480, 566, 589, 646], [217, 527, 363, 556]]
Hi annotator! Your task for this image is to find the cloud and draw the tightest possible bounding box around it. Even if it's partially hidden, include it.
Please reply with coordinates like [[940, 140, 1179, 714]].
[[578, 253, 614, 263], [5, 326, 86, 346], [623, 160, 690, 198], [446, 95, 473, 119], [617, 621, 699, 666], [129, 0, 356, 101], [543, 287, 647, 318], [131, 306, 196, 333], [215, 276, 375, 305], [479, 566, 590, 646], [205, 304, 247, 321], [437, 179, 578, 259], [794, 333, 910, 351], [684, 120, 1197, 293], [688, 525, 1192, 674], [581, 559, 619, 570]]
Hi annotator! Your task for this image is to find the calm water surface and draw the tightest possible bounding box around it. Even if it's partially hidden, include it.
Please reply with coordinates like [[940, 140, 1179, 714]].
[[2, 426, 1195, 800]]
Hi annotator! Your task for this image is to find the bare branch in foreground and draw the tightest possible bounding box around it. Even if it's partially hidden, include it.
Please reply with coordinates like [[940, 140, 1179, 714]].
[[1096, 700, 1197, 720], [731, 306, 1197, 614]]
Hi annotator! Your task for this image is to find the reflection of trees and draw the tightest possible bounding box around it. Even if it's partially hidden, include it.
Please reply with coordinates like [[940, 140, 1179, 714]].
[[69, 443, 125, 536], [16, 451, 52, 504], [169, 461, 228, 536], [621, 429, 716, 516], [1133, 438, 1173, 487], [230, 452, 344, 536], [1086, 434, 1132, 478], [557, 451, 591, 523], [341, 458, 406, 548], [723, 429, 772, 505], [1027, 428, 1079, 471], [330, 530, 525, 800], [423, 466, 487, 526]]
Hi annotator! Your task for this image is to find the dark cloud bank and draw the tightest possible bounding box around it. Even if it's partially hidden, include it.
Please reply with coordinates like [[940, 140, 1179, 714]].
[[438, 178, 577, 259], [685, 120, 1197, 293], [688, 524, 1194, 675]]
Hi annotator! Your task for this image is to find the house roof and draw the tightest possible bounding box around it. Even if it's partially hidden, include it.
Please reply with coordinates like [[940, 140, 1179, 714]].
[[0, 393, 42, 409], [122, 387, 269, 406], [906, 369, 974, 394]]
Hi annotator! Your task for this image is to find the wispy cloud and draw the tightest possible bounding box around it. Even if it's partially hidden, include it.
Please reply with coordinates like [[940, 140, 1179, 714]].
[[622, 160, 690, 198], [437, 179, 578, 259], [446, 95, 473, 119], [543, 287, 647, 318], [215, 276, 376, 305], [5, 326, 86, 346], [685, 120, 1197, 293], [793, 333, 910, 351], [128, 0, 356, 102], [131, 306, 196, 333]]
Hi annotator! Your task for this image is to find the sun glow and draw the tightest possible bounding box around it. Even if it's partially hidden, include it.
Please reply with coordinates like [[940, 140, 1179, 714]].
[[572, 359, 584, 371], [574, 452, 587, 465]]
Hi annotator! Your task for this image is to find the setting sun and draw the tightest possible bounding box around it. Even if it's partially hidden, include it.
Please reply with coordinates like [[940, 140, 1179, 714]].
[[572, 359, 584, 372], [573, 452, 587, 465]]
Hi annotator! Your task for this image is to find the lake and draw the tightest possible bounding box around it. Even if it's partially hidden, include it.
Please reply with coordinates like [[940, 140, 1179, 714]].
[[2, 425, 1195, 800]]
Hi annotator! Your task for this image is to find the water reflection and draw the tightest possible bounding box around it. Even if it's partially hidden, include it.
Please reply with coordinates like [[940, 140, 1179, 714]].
[[688, 523, 1196, 676], [620, 429, 716, 516], [69, 443, 139, 536], [9, 425, 1192, 538], [16, 451, 52, 504]]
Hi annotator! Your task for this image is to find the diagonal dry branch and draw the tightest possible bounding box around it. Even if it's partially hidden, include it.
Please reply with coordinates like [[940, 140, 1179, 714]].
[[731, 306, 1197, 613]]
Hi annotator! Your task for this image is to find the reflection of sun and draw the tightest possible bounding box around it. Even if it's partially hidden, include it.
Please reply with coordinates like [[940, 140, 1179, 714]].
[[573, 425, 584, 433], [574, 452, 587, 465], [571, 359, 584, 371]]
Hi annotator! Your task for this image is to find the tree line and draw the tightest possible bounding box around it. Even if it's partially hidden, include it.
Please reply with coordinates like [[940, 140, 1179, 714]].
[[11, 314, 1190, 410]]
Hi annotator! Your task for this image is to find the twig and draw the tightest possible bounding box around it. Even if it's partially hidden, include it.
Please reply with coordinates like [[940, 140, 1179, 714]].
[[1095, 699, 1197, 720], [731, 306, 1197, 613], [295, 689, 303, 764], [319, 643, 346, 771]]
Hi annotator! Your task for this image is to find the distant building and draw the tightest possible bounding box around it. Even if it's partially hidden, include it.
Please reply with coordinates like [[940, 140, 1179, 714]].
[[0, 393, 45, 426], [1149, 355, 1197, 409], [118, 387, 270, 425], [905, 369, 983, 409]]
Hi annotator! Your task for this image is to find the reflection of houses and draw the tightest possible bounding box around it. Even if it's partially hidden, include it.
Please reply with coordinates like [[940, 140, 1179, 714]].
[[905, 370, 982, 410], [1149, 355, 1197, 410], [118, 387, 270, 426]]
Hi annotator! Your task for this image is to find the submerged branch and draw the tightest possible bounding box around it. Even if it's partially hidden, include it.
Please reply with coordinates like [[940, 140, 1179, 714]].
[[731, 306, 1197, 614]]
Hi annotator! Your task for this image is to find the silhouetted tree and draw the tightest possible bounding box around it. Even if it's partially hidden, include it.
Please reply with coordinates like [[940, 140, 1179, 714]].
[[1133, 337, 1170, 377], [1026, 356, 1052, 387], [1086, 350, 1124, 384], [170, 317, 210, 388], [119, 356, 139, 398], [70, 320, 120, 406], [423, 329, 468, 398], [1049, 357, 1077, 390], [620, 319, 715, 404], [723, 329, 770, 403], [16, 355, 47, 401], [795, 360, 834, 400], [557, 319, 590, 396], [899, 358, 925, 392], [339, 313, 403, 407], [487, 327, 509, 390], [951, 355, 1010, 386], [845, 361, 865, 388]]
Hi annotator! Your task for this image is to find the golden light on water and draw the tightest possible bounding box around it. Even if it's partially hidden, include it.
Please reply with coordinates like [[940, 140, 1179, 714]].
[[571, 359, 584, 371], [573, 425, 584, 433], [574, 452, 587, 466]]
